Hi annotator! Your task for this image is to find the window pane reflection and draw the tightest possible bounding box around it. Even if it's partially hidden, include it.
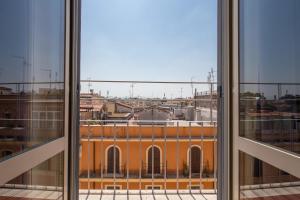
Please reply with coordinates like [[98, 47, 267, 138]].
[[239, 0, 300, 154], [0, 0, 65, 161], [239, 152, 300, 200], [0, 152, 64, 199]]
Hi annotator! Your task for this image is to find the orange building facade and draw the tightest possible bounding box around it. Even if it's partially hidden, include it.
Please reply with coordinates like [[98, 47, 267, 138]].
[[79, 124, 217, 190]]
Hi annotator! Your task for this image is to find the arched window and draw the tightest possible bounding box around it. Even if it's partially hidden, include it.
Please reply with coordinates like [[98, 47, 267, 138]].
[[188, 146, 201, 174], [106, 146, 120, 174], [147, 146, 161, 174]]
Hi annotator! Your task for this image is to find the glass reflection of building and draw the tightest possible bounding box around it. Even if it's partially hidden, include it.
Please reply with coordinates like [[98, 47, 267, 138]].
[[237, 0, 300, 199], [0, 87, 64, 159], [0, 0, 78, 199]]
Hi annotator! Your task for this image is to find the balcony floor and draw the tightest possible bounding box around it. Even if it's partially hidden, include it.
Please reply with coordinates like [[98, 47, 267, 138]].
[[79, 190, 217, 200]]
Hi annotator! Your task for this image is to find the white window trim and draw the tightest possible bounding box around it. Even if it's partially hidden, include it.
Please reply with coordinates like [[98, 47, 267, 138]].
[[230, 0, 300, 199]]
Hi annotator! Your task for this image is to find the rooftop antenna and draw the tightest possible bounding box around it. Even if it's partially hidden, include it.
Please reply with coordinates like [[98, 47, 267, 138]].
[[207, 72, 212, 93], [55, 71, 58, 89], [207, 69, 216, 124], [130, 83, 135, 98], [180, 88, 183, 98], [191, 76, 197, 97], [12, 55, 31, 91], [210, 68, 216, 92], [258, 71, 261, 97], [41, 68, 52, 89], [87, 77, 92, 93]]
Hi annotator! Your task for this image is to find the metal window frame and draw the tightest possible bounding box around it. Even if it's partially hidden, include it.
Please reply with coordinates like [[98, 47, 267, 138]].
[[230, 0, 300, 199], [66, 0, 81, 199], [0, 0, 79, 199], [64, 0, 71, 199], [231, 0, 239, 199], [217, 0, 232, 199], [0, 0, 80, 199]]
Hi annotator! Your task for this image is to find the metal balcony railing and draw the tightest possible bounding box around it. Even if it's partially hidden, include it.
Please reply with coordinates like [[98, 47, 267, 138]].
[[79, 119, 218, 195]]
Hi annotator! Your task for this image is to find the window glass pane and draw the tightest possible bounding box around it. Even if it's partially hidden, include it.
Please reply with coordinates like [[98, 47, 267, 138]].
[[0, 152, 64, 199], [239, 0, 300, 154], [0, 0, 65, 161], [239, 152, 300, 200]]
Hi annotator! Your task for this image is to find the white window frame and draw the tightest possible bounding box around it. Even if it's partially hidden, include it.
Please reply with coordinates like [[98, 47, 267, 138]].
[[0, 1, 82, 200], [230, 0, 300, 199]]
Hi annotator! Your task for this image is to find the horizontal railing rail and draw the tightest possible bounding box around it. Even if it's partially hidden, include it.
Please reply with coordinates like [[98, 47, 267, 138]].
[[80, 79, 217, 84]]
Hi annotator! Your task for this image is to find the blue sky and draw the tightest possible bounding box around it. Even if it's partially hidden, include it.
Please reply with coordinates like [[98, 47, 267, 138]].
[[240, 0, 300, 98], [0, 0, 65, 93], [81, 0, 217, 98]]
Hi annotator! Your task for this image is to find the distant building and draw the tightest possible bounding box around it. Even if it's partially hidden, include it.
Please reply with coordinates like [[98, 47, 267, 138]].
[[80, 93, 105, 120], [134, 106, 172, 125], [194, 91, 217, 109], [104, 101, 133, 121], [0, 88, 64, 161], [0, 87, 12, 95]]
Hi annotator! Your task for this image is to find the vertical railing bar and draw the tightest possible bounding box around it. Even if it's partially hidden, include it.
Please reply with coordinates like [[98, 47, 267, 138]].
[[101, 124, 104, 194], [151, 121, 154, 194], [113, 122, 116, 194], [56, 142, 59, 192], [126, 122, 129, 196], [200, 123, 204, 194], [164, 124, 167, 193], [87, 123, 90, 194], [139, 124, 142, 194], [210, 82, 213, 125], [188, 122, 192, 194], [176, 122, 179, 193], [213, 123, 217, 194]]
